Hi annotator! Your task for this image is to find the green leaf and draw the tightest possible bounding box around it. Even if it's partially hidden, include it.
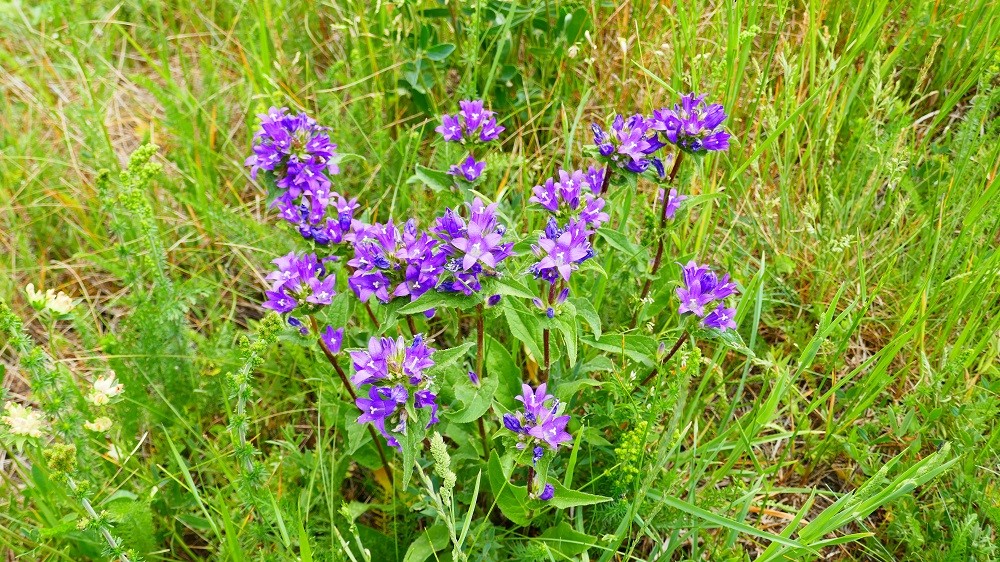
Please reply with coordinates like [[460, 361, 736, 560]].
[[483, 276, 537, 300], [555, 313, 578, 366], [597, 227, 642, 258], [408, 164, 454, 192], [571, 297, 602, 339], [403, 523, 450, 562], [487, 451, 531, 526], [447, 372, 499, 423], [580, 334, 657, 367], [485, 334, 522, 408], [427, 341, 475, 377], [504, 304, 544, 363], [547, 480, 611, 509], [537, 522, 597, 557], [425, 43, 456, 61], [703, 327, 756, 357], [399, 407, 431, 487], [397, 290, 480, 315]]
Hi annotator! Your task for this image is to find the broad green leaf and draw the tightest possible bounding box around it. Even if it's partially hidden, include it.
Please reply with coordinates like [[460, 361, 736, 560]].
[[408, 164, 453, 192], [425, 43, 456, 61], [483, 276, 537, 300], [487, 451, 531, 526], [537, 521, 597, 557], [504, 304, 544, 363], [485, 334, 522, 407], [397, 290, 479, 315], [447, 372, 499, 423], [547, 480, 611, 509], [571, 297, 602, 339], [580, 334, 657, 367], [427, 341, 475, 377], [403, 523, 450, 562]]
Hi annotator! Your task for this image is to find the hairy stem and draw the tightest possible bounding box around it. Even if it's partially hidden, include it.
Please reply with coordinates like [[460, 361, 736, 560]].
[[475, 304, 489, 458], [636, 331, 689, 390], [67, 477, 131, 562], [309, 316, 393, 486], [632, 152, 685, 329]]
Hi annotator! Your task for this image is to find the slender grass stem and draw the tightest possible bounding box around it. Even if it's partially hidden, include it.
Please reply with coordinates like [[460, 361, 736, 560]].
[[475, 304, 489, 458]]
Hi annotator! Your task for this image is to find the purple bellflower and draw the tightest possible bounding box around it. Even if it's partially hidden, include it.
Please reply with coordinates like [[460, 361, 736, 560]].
[[246, 107, 358, 245], [262, 252, 337, 323], [448, 155, 486, 182], [530, 218, 595, 284], [656, 188, 687, 220], [591, 114, 666, 176], [651, 93, 731, 153], [530, 167, 610, 229], [348, 220, 446, 304], [436, 100, 505, 143], [433, 198, 514, 295], [351, 334, 438, 448], [675, 261, 739, 331], [502, 383, 572, 502]]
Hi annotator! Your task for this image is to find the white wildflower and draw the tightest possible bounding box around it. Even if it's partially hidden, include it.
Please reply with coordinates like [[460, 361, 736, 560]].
[[89, 372, 124, 405], [567, 44, 580, 59], [25, 284, 47, 310], [45, 290, 75, 314], [84, 416, 113, 432], [2, 402, 46, 438]]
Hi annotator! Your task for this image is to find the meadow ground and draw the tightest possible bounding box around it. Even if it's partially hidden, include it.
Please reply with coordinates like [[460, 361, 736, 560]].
[[1, 1, 999, 560]]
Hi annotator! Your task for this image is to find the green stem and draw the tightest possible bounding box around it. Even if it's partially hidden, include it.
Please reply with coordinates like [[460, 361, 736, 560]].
[[636, 331, 689, 390]]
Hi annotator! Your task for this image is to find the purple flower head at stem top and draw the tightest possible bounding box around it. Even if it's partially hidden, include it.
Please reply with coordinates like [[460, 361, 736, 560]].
[[436, 100, 505, 143], [245, 107, 357, 245], [651, 93, 731, 153], [530, 166, 610, 229], [538, 483, 555, 501], [433, 198, 514, 295], [675, 261, 739, 330], [591, 114, 666, 176], [656, 188, 687, 220], [348, 220, 446, 304], [503, 383, 573, 456], [262, 252, 337, 315], [448, 155, 486, 182], [530, 218, 595, 284], [351, 335, 439, 448]]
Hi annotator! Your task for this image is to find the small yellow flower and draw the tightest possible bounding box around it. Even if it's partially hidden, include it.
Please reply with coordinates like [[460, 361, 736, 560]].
[[84, 416, 113, 432], [1, 401, 46, 438]]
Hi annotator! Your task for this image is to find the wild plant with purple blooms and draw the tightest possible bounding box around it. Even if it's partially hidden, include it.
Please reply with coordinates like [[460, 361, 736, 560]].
[[245, 107, 361, 246], [591, 114, 666, 175], [351, 335, 438, 448], [262, 252, 337, 318], [433, 198, 514, 295], [501, 383, 571, 501], [655, 188, 687, 221], [651, 93, 731, 153], [436, 100, 505, 143], [348, 220, 446, 304], [529, 218, 595, 284], [530, 167, 610, 229], [675, 261, 739, 331]]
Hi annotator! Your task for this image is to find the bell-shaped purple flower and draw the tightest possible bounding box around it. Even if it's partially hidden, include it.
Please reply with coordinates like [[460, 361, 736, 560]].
[[651, 93, 731, 153]]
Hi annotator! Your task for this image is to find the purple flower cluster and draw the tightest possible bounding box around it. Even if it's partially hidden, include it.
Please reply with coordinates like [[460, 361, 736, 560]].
[[348, 220, 446, 304], [676, 261, 739, 331], [262, 252, 337, 316], [437, 100, 504, 183], [436, 100, 505, 143], [591, 114, 666, 176], [529, 218, 595, 284], [651, 93, 731, 153], [502, 383, 571, 501], [352, 335, 438, 448], [245, 107, 360, 245], [433, 198, 514, 295], [530, 167, 610, 229]]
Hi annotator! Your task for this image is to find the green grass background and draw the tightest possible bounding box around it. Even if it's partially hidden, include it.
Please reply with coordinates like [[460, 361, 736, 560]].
[[1, 0, 998, 560]]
